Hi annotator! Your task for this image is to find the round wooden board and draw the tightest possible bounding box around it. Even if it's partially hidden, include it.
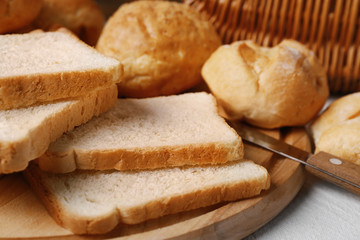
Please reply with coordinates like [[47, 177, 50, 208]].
[[0, 127, 310, 239]]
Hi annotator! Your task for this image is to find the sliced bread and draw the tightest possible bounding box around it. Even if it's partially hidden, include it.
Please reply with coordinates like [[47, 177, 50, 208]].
[[0, 30, 123, 110], [24, 160, 271, 234], [37, 92, 244, 173], [0, 85, 117, 174]]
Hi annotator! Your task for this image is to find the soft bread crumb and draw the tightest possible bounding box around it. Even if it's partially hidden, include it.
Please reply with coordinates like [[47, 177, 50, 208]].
[[0, 31, 118, 77], [57, 93, 238, 148], [0, 101, 73, 141]]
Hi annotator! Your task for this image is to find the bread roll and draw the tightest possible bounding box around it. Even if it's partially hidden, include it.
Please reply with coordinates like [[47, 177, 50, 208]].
[[310, 93, 360, 165], [96, 0, 221, 98], [32, 0, 105, 45], [0, 0, 42, 33], [201, 40, 329, 129]]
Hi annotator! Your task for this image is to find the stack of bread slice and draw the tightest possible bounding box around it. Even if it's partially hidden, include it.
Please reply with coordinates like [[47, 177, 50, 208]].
[[0, 29, 122, 173], [1, 30, 270, 235]]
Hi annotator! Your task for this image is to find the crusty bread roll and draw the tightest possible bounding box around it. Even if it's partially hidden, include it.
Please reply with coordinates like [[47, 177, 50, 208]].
[[96, 0, 221, 98], [201, 40, 329, 129], [0, 0, 42, 33], [32, 0, 105, 45], [310, 93, 360, 165]]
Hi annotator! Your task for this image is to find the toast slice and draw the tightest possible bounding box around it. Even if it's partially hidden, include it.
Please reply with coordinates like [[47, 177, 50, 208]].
[[24, 160, 271, 234], [37, 92, 244, 173], [0, 30, 123, 110], [0, 85, 117, 174]]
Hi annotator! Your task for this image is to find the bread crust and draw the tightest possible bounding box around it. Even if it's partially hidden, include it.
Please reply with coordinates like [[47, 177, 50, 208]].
[[0, 0, 42, 33], [202, 40, 329, 129], [0, 85, 118, 174], [96, 1, 221, 98], [24, 161, 270, 234], [38, 140, 244, 173], [0, 68, 121, 110]]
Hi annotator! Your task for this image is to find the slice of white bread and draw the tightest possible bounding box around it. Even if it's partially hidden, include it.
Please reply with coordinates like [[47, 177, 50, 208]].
[[0, 85, 118, 174], [37, 92, 244, 173], [0, 29, 123, 110], [24, 160, 271, 234]]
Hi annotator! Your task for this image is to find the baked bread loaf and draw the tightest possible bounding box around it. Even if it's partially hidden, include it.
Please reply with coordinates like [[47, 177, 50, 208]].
[[201, 40, 329, 129], [24, 160, 270, 234], [37, 92, 243, 173], [0, 85, 117, 174], [32, 0, 105, 46], [310, 93, 360, 165], [0, 0, 42, 33], [0, 30, 123, 110], [96, 0, 221, 98]]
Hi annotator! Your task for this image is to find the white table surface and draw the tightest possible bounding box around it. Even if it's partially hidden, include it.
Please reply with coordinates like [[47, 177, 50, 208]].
[[245, 96, 360, 240], [244, 173, 360, 240]]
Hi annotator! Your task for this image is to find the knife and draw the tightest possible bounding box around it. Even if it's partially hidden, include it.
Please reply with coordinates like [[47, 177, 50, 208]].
[[228, 121, 360, 195]]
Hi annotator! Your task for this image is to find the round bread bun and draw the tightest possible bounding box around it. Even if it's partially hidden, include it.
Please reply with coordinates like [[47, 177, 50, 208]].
[[310, 92, 360, 165], [32, 0, 105, 46], [0, 0, 42, 34], [201, 40, 329, 129], [96, 1, 221, 98]]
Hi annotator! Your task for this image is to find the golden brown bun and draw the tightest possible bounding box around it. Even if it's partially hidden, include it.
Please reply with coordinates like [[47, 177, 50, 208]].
[[310, 93, 360, 165], [201, 40, 329, 129], [32, 0, 105, 45], [0, 0, 42, 33], [96, 0, 221, 98]]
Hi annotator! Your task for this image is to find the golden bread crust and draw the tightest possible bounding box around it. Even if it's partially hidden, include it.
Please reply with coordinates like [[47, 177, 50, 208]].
[[96, 1, 221, 98], [201, 40, 329, 129], [0, 69, 120, 110], [38, 140, 244, 173]]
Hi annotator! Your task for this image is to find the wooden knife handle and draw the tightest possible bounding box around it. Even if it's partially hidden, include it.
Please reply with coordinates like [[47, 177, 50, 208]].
[[305, 151, 360, 195]]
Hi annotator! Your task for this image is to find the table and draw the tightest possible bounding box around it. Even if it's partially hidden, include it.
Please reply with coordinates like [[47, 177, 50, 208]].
[[245, 172, 360, 240]]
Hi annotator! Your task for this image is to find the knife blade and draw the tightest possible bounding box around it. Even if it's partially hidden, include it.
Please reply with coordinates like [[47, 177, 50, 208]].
[[228, 121, 360, 195]]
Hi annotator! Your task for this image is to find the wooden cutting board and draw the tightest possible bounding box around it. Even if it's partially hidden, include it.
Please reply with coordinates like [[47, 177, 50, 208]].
[[0, 127, 310, 239]]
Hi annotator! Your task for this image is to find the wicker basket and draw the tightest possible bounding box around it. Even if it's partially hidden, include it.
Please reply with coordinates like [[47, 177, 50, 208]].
[[184, 0, 360, 94]]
